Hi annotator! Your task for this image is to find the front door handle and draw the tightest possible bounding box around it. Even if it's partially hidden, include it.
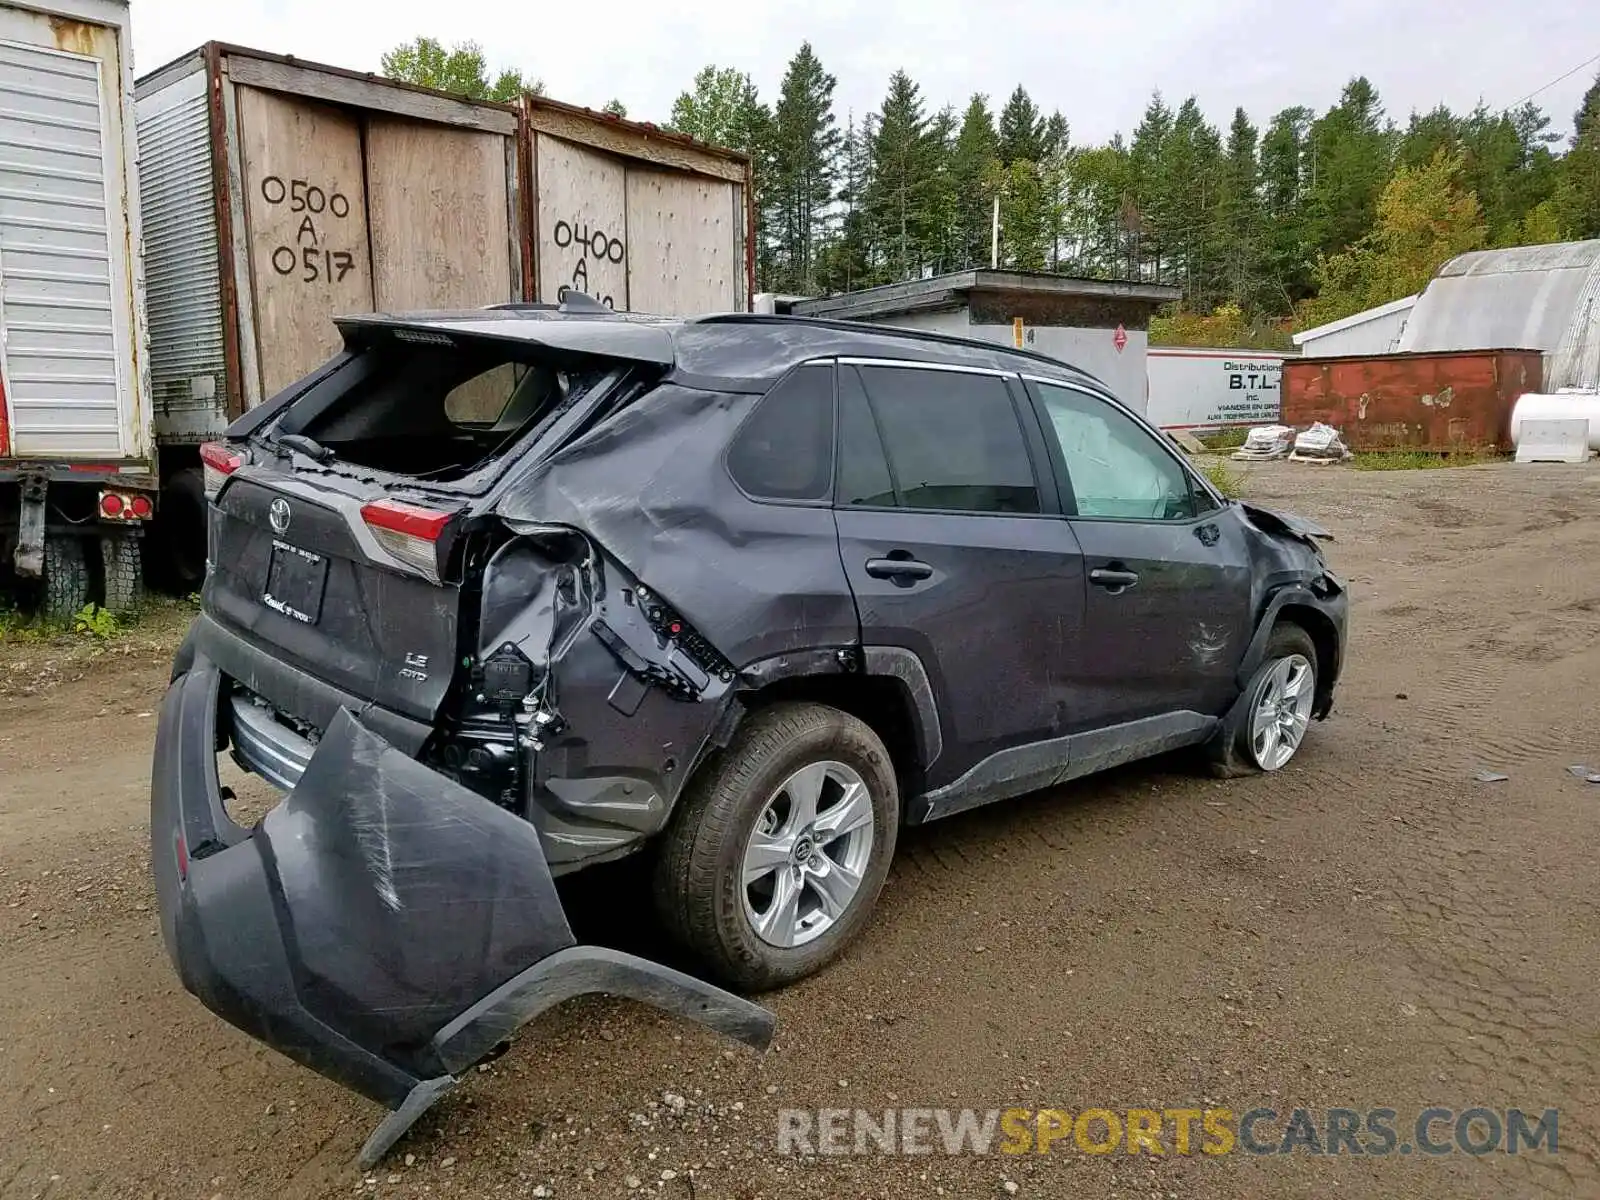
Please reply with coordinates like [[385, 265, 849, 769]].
[[865, 557, 934, 582], [1089, 567, 1140, 592]]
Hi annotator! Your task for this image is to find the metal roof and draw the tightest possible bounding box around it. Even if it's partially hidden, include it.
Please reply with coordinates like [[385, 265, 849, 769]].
[[1398, 238, 1600, 389], [1292, 294, 1418, 346], [790, 269, 1180, 322]]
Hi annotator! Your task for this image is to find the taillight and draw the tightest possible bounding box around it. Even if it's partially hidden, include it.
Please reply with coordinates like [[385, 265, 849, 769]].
[[97, 490, 155, 520], [361, 498, 452, 583], [199, 442, 243, 499]]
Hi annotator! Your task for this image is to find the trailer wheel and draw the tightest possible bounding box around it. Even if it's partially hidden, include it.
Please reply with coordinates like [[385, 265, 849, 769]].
[[101, 532, 143, 616], [43, 536, 91, 623]]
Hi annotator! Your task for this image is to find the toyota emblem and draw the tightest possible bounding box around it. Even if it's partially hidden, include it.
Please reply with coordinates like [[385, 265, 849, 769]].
[[268, 497, 292, 535]]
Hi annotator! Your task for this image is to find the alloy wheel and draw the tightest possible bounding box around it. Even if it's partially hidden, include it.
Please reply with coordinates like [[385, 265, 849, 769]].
[[1248, 653, 1316, 770], [741, 761, 875, 948]]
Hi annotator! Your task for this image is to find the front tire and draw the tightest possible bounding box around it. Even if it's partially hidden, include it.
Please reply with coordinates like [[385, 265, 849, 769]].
[[1210, 623, 1319, 776], [653, 702, 899, 990]]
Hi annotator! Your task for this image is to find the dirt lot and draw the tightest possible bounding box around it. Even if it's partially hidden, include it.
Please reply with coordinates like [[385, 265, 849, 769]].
[[2, 460, 1598, 1200]]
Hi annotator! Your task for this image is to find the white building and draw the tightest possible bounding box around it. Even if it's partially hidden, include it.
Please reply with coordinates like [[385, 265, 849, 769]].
[[782, 270, 1181, 413], [1291, 294, 1418, 358]]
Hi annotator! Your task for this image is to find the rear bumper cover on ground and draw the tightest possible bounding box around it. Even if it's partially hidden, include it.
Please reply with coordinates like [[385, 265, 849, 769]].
[[150, 657, 774, 1167]]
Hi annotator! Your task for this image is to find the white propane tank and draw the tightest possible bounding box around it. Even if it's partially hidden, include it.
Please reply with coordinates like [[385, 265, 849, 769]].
[[1510, 392, 1600, 452]]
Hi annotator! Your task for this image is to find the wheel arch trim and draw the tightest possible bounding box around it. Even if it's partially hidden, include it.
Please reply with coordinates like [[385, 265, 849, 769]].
[[730, 645, 942, 770], [1236, 587, 1343, 719]]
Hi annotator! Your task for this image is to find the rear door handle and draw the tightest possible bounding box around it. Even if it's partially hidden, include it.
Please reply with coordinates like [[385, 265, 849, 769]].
[[1089, 567, 1140, 591], [865, 557, 934, 582]]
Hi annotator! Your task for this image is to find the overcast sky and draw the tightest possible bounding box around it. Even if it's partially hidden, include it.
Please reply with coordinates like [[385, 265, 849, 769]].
[[132, 0, 1599, 145]]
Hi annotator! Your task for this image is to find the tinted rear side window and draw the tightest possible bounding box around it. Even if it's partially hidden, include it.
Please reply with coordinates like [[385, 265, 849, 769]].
[[855, 365, 1039, 514], [836, 366, 896, 507], [727, 363, 835, 501]]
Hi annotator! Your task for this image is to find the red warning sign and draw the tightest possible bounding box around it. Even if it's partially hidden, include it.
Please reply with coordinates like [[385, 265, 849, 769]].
[[1113, 324, 1128, 353]]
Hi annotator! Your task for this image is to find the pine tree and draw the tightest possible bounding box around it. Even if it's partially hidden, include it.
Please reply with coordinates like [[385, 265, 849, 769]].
[[1260, 105, 1315, 311], [1159, 98, 1225, 307], [864, 71, 939, 282], [1305, 77, 1392, 256], [1554, 72, 1600, 239], [924, 105, 960, 273], [816, 112, 874, 292], [998, 86, 1046, 165], [949, 95, 1000, 268], [1041, 117, 1072, 270], [1128, 92, 1174, 279], [1219, 107, 1263, 308], [769, 44, 839, 293], [1397, 105, 1461, 171]]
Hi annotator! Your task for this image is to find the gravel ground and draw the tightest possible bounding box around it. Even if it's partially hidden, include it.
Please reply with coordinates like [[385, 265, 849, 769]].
[[1, 460, 1597, 1200]]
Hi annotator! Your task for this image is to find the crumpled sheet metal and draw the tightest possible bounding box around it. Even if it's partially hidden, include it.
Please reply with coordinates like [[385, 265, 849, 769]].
[[497, 382, 860, 666]]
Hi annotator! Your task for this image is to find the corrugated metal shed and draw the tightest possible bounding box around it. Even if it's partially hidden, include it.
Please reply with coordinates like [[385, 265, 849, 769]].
[[1398, 239, 1600, 390]]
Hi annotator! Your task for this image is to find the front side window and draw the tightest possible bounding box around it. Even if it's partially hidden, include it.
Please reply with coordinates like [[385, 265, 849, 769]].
[[1034, 383, 1200, 521], [726, 363, 836, 501], [852, 365, 1040, 515]]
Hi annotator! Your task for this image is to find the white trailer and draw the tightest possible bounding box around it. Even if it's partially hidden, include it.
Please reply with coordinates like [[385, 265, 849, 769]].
[[0, 0, 151, 617]]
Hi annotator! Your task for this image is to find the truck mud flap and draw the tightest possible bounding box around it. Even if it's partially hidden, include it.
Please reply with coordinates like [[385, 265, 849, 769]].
[[151, 659, 775, 1168]]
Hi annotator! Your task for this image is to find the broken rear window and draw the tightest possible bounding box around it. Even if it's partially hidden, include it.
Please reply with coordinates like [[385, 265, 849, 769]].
[[281, 338, 616, 482]]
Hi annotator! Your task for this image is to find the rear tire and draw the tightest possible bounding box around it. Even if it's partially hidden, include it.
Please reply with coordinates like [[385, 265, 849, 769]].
[[653, 702, 899, 990], [1209, 622, 1319, 776], [42, 535, 90, 623], [100, 532, 142, 616]]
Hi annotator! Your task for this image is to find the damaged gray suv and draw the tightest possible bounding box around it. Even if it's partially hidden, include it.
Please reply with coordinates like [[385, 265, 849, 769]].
[[152, 303, 1345, 1164]]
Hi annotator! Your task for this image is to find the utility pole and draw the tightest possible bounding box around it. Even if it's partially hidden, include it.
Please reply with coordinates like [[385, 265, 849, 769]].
[[991, 193, 1001, 269]]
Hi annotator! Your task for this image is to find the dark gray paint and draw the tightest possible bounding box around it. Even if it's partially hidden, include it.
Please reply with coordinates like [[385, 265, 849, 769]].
[[157, 307, 1348, 1168], [861, 645, 942, 767], [151, 661, 775, 1170], [915, 710, 1219, 822]]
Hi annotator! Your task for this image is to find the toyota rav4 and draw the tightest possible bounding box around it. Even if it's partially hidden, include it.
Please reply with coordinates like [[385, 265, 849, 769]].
[[151, 302, 1345, 1163]]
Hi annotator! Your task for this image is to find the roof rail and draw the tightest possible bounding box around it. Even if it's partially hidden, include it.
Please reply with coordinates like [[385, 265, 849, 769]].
[[691, 312, 1106, 384]]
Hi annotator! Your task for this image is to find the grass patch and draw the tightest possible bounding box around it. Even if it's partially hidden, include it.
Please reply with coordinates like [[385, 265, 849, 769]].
[[1197, 428, 1250, 451], [1350, 449, 1504, 471], [0, 594, 198, 698], [0, 591, 197, 646], [72, 603, 121, 640], [1201, 460, 1245, 497]]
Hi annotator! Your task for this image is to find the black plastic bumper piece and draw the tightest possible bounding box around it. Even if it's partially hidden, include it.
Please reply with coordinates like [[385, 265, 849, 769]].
[[151, 657, 775, 1168]]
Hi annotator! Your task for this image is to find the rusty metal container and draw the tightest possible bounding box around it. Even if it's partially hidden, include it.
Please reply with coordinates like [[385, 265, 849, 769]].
[[1281, 348, 1543, 451]]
